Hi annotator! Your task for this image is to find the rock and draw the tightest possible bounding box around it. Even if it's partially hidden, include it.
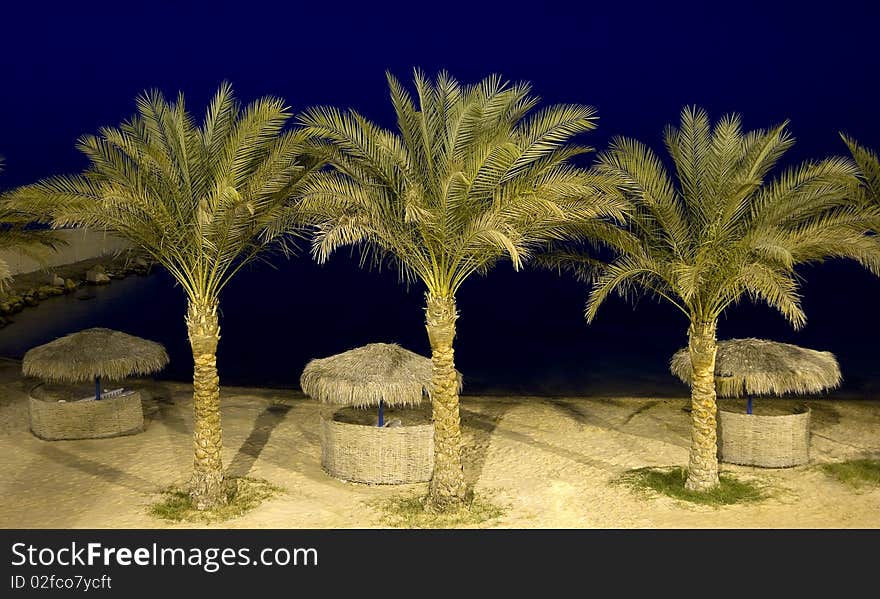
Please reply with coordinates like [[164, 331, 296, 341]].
[[48, 274, 65, 287], [40, 285, 65, 297], [23, 293, 39, 307], [3, 296, 24, 313], [64, 278, 78, 292], [35, 285, 64, 299], [0, 316, 8, 328], [86, 267, 111, 284], [126, 256, 153, 276]]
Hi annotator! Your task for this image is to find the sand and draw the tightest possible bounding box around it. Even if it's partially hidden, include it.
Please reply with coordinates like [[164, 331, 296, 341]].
[[0, 357, 877, 528]]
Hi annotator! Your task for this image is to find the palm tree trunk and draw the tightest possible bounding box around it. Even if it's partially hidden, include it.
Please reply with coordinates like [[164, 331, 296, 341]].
[[186, 298, 227, 510], [684, 319, 720, 492], [424, 294, 467, 510]]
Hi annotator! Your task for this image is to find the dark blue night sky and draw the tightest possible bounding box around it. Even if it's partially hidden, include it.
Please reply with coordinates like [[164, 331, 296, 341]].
[[1, 1, 879, 394]]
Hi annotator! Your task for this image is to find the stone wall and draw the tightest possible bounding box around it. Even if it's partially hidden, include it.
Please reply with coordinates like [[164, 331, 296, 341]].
[[0, 229, 131, 276]]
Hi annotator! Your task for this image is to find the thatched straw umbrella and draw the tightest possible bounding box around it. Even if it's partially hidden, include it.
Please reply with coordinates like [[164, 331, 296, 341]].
[[670, 338, 841, 413], [23, 328, 169, 399], [300, 342, 462, 426]]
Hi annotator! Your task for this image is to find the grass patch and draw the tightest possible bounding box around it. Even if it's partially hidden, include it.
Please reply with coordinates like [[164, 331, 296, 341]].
[[372, 493, 506, 528], [617, 466, 765, 506], [149, 477, 281, 523], [821, 459, 880, 489]]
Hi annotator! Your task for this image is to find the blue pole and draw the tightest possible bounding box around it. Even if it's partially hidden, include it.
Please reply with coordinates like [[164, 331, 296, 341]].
[[747, 395, 753, 415], [95, 376, 102, 400], [378, 400, 385, 427]]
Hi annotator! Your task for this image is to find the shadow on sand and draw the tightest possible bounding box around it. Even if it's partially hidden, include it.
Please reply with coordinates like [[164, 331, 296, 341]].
[[545, 397, 691, 449], [226, 403, 292, 477], [38, 443, 160, 494], [462, 400, 624, 475], [459, 400, 516, 490]]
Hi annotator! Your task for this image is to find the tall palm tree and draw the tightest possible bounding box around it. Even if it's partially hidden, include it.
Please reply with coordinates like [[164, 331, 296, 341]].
[[0, 158, 63, 285], [297, 70, 626, 510], [546, 107, 880, 491], [7, 84, 322, 509], [841, 134, 880, 203]]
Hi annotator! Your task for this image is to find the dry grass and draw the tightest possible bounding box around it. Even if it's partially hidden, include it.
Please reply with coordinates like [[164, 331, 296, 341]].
[[300, 343, 461, 408], [23, 327, 168, 383], [149, 477, 281, 523], [670, 338, 840, 398], [371, 493, 506, 528], [821, 459, 880, 489], [617, 466, 766, 506]]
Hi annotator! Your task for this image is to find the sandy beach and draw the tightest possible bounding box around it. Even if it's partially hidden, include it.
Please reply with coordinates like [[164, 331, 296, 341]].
[[1, 357, 877, 529]]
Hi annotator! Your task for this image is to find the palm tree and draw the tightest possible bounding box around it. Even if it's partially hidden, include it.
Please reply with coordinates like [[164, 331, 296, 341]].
[[7, 84, 322, 509], [297, 70, 625, 510], [0, 158, 63, 285], [841, 134, 880, 203], [546, 107, 880, 491]]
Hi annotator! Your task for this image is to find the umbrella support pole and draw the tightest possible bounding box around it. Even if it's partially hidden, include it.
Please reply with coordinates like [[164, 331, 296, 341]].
[[95, 376, 102, 401], [378, 400, 384, 427], [747, 395, 752, 415]]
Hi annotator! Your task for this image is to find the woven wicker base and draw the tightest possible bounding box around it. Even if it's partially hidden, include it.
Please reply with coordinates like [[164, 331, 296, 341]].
[[320, 413, 434, 484], [717, 406, 810, 468], [29, 386, 144, 441]]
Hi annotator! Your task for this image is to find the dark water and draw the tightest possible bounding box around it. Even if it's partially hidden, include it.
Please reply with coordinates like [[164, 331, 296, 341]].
[[1, 257, 878, 398]]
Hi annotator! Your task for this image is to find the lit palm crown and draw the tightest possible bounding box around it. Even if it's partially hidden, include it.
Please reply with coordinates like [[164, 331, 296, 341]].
[[0, 158, 64, 284], [296, 71, 627, 294], [6, 83, 322, 302], [557, 107, 880, 327], [842, 134, 880, 205]]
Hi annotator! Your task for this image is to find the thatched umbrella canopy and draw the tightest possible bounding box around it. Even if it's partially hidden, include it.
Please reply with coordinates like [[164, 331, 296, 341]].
[[300, 342, 462, 410], [23, 328, 169, 398], [670, 338, 841, 400]]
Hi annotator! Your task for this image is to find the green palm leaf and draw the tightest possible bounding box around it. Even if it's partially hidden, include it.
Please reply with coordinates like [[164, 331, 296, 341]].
[[4, 83, 322, 510], [0, 159, 66, 288], [548, 107, 878, 493], [300, 71, 621, 508]]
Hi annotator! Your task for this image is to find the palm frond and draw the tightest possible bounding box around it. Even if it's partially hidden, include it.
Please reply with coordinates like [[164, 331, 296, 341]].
[[842, 133, 880, 205], [565, 107, 879, 329], [6, 83, 323, 303], [0, 160, 66, 288], [299, 71, 618, 298]]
